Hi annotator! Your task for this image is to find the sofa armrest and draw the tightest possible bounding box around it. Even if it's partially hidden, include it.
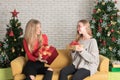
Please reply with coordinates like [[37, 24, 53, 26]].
[[10, 56, 26, 76], [98, 55, 109, 72]]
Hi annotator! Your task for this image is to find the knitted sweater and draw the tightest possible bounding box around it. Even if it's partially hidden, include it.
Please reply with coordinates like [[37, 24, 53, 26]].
[[71, 38, 99, 75]]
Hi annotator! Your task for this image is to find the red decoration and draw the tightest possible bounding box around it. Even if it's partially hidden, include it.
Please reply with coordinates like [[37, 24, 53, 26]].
[[98, 26, 102, 32], [110, 16, 113, 19], [0, 43, 2, 47], [99, 19, 103, 23], [102, 40, 106, 46], [111, 29, 114, 33], [9, 30, 14, 36], [111, 37, 116, 42], [108, 24, 112, 27], [11, 9, 19, 17], [93, 9, 96, 13]]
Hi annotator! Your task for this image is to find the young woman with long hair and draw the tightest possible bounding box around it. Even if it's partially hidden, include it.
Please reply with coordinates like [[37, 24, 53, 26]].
[[59, 19, 99, 80], [22, 19, 53, 80]]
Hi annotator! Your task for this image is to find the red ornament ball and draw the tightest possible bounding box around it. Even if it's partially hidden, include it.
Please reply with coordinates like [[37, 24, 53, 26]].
[[93, 9, 96, 13], [99, 19, 103, 23], [111, 37, 116, 42], [102, 40, 106, 46], [111, 29, 114, 33]]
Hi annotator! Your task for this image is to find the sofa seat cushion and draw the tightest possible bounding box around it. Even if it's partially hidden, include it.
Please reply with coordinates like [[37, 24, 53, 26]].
[[14, 74, 25, 80], [84, 72, 108, 80]]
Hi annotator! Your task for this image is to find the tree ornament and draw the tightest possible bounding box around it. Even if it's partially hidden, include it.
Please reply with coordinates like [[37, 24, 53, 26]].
[[117, 31, 120, 34], [108, 24, 112, 27], [111, 37, 116, 42], [102, 2, 105, 5], [102, 14, 108, 20], [111, 16, 113, 19], [111, 29, 114, 33], [105, 27, 109, 30], [11, 9, 19, 17], [109, 46, 113, 51], [0, 43, 2, 47], [98, 26, 102, 32], [100, 48, 106, 54], [117, 39, 120, 44], [101, 21, 107, 27], [12, 47, 15, 53], [97, 32, 101, 37], [99, 19, 103, 23], [97, 8, 101, 13], [21, 48, 24, 52], [14, 38, 16, 41], [9, 30, 14, 36], [107, 31, 111, 36], [93, 9, 96, 13], [111, 21, 116, 25], [107, 6, 112, 12], [102, 40, 106, 46]]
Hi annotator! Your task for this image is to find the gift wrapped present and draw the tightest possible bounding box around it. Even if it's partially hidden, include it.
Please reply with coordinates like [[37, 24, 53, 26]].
[[67, 40, 84, 51], [39, 46, 58, 65], [67, 40, 79, 50]]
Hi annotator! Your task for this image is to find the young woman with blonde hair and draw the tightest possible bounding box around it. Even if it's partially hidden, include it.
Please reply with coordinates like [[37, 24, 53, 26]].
[[59, 19, 99, 80], [22, 19, 53, 80]]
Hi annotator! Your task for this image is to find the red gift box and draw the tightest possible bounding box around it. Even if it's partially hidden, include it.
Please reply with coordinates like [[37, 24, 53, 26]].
[[67, 41, 80, 50], [70, 40, 79, 46], [39, 46, 58, 65]]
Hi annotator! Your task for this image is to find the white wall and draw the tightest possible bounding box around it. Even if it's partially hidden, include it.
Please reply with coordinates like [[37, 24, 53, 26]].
[[0, 0, 119, 49]]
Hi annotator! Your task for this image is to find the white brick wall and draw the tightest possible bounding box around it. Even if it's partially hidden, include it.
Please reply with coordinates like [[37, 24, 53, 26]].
[[0, 0, 119, 49]]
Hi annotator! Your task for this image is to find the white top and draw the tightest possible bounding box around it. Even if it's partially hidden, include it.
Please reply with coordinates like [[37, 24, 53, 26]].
[[70, 38, 99, 75]]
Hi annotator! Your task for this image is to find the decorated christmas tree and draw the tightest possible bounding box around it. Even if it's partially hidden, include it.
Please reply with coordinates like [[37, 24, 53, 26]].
[[0, 41, 10, 68], [90, 0, 120, 61], [4, 9, 25, 62]]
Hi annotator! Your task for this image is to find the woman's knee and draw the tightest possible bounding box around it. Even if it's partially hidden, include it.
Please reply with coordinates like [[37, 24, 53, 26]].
[[60, 68, 68, 75], [47, 67, 53, 71]]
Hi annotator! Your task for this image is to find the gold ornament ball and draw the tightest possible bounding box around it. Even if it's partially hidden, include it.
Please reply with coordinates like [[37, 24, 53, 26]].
[[21, 48, 24, 52], [14, 39, 16, 41], [97, 9, 101, 13], [12, 47, 15, 53], [109, 46, 113, 51], [102, 2, 105, 5], [107, 32, 111, 36], [105, 27, 109, 30]]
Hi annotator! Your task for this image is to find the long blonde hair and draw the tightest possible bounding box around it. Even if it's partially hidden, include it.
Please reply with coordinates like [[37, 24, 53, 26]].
[[76, 19, 92, 42], [24, 19, 42, 52]]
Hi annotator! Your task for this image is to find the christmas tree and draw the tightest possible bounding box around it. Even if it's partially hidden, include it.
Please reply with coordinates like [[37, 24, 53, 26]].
[[90, 0, 120, 61], [4, 9, 25, 62], [0, 41, 10, 68]]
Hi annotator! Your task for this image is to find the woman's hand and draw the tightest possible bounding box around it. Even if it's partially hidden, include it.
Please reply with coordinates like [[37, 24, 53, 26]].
[[38, 55, 48, 63], [75, 45, 84, 52]]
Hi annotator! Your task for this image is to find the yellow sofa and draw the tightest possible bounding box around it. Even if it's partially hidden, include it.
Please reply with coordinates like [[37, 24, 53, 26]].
[[11, 49, 109, 80]]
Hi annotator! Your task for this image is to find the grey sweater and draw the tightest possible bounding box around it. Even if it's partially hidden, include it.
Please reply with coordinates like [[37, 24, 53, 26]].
[[70, 38, 99, 75]]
